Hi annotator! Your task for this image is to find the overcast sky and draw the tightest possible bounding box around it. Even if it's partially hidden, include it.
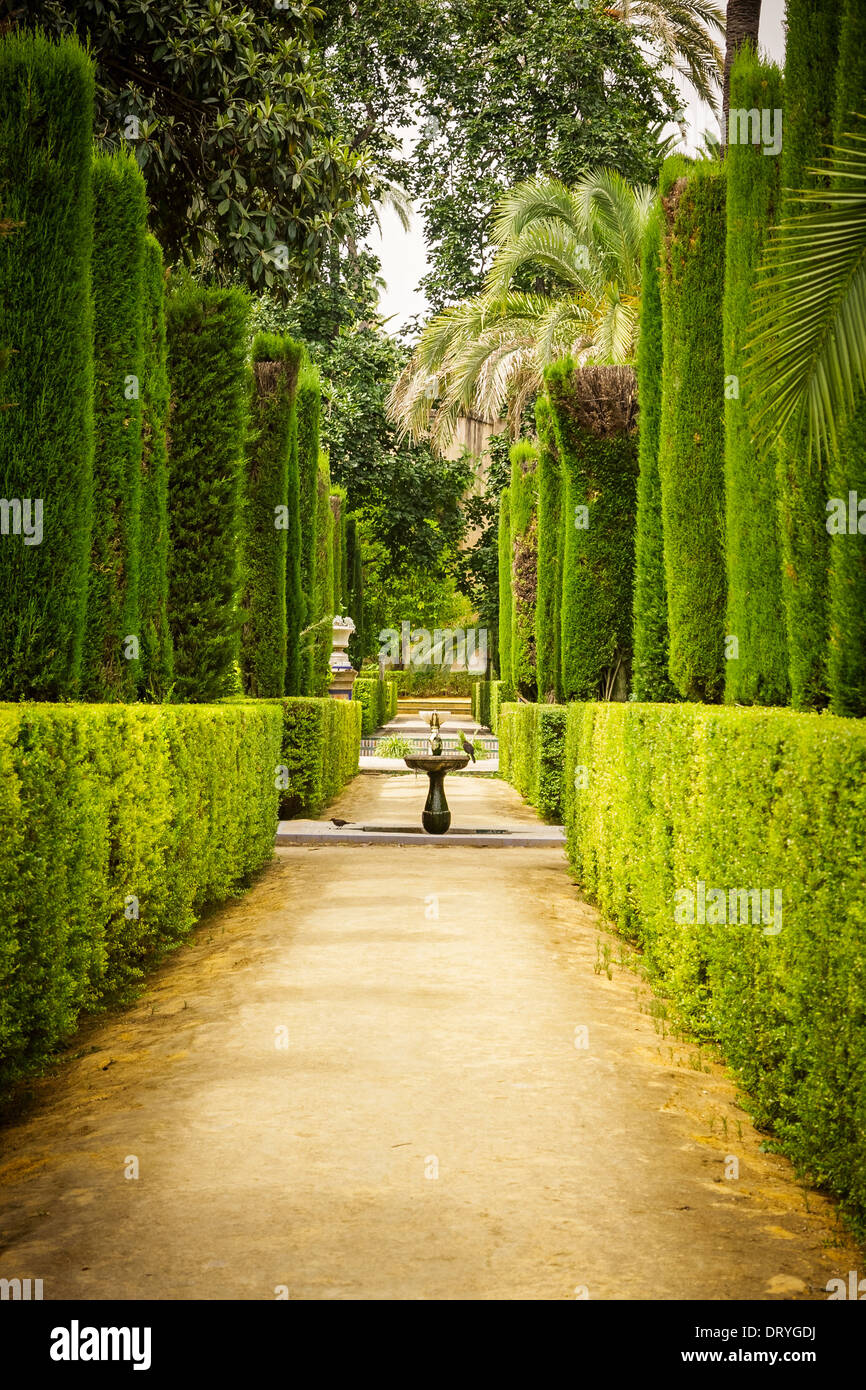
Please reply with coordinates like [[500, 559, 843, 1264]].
[[364, 0, 788, 335]]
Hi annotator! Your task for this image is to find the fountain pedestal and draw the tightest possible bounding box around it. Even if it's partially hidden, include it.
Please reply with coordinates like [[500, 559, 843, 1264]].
[[403, 753, 470, 834]]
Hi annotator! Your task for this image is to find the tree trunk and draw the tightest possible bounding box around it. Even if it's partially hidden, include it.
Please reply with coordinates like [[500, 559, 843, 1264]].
[[722, 0, 764, 137]]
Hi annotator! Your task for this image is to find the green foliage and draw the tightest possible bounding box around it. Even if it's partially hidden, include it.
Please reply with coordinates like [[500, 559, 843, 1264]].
[[547, 360, 638, 701], [346, 516, 364, 664], [471, 680, 491, 730], [330, 486, 347, 611], [376, 733, 414, 759], [499, 702, 566, 822], [242, 334, 302, 698], [509, 440, 539, 699], [497, 488, 512, 692], [295, 352, 321, 642], [30, 0, 368, 290], [385, 668, 482, 698], [166, 282, 249, 701], [775, 0, 841, 709], [534, 397, 563, 703], [0, 701, 282, 1093], [632, 201, 678, 702], [489, 679, 514, 735], [81, 150, 147, 701], [273, 695, 360, 818], [658, 159, 726, 702], [828, 400, 866, 716], [0, 30, 94, 699], [352, 675, 391, 735], [723, 50, 788, 707], [139, 235, 173, 700], [307, 452, 334, 694], [561, 699, 866, 1239]]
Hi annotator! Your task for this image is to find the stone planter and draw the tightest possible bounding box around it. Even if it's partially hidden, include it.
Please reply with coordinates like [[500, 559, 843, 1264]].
[[328, 616, 357, 699]]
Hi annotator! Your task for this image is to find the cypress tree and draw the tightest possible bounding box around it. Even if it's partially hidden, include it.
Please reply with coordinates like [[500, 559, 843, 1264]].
[[311, 453, 335, 693], [139, 234, 173, 700], [723, 49, 788, 706], [534, 395, 563, 703], [509, 440, 539, 699], [165, 284, 249, 701], [828, 0, 866, 715], [0, 32, 94, 699], [548, 362, 638, 702], [776, 0, 841, 708], [241, 332, 301, 698], [658, 159, 727, 702], [284, 375, 303, 696], [329, 487, 348, 613], [497, 488, 512, 685], [632, 201, 679, 703], [346, 515, 364, 664], [295, 353, 320, 690]]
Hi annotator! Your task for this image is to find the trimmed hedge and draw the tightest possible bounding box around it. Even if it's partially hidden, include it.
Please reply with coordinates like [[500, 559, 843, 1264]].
[[138, 235, 173, 700], [632, 201, 678, 702], [472, 679, 491, 729], [547, 361, 638, 702], [82, 151, 147, 701], [166, 284, 249, 701], [489, 678, 514, 735], [561, 700, 866, 1237], [777, 0, 841, 709], [274, 696, 360, 818], [659, 160, 727, 702], [346, 515, 364, 665], [509, 440, 539, 698], [0, 31, 94, 700], [330, 486, 348, 612], [534, 395, 563, 703], [308, 452, 335, 695], [497, 488, 512, 686], [352, 675, 392, 735], [241, 334, 301, 698], [385, 668, 484, 697], [723, 49, 788, 707], [498, 702, 566, 821], [296, 354, 320, 620], [0, 702, 282, 1091]]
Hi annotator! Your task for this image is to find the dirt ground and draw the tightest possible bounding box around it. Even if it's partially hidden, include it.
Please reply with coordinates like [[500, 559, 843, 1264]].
[[0, 774, 859, 1300]]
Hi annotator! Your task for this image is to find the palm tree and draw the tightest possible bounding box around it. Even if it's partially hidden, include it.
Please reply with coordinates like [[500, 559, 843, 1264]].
[[722, 1, 763, 131], [609, 1, 726, 110], [746, 127, 866, 460], [387, 170, 654, 450]]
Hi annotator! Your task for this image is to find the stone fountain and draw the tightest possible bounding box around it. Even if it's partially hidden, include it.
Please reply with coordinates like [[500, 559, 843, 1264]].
[[403, 710, 469, 834]]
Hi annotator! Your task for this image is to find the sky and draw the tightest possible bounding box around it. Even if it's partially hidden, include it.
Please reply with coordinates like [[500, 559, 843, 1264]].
[[363, 0, 788, 336]]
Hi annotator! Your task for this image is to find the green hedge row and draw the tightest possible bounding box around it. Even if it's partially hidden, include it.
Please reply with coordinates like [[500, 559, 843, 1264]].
[[385, 668, 484, 697], [0, 702, 283, 1091], [273, 696, 360, 818], [471, 679, 491, 729], [498, 702, 566, 821], [489, 679, 514, 735], [0, 31, 94, 700], [560, 700, 866, 1237], [352, 676, 394, 734]]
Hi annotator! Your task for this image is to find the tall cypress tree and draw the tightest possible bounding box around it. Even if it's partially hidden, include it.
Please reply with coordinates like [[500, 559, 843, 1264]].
[[166, 284, 249, 701], [658, 159, 727, 702], [497, 488, 512, 686], [776, 0, 841, 708], [509, 440, 539, 700], [295, 353, 320, 690], [139, 234, 173, 700], [534, 395, 563, 703], [632, 200, 678, 703], [242, 332, 301, 698], [82, 151, 147, 701], [0, 32, 94, 700], [723, 49, 788, 706]]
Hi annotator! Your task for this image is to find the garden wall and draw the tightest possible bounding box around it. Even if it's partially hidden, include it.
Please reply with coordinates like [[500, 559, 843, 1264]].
[[500, 699, 866, 1234]]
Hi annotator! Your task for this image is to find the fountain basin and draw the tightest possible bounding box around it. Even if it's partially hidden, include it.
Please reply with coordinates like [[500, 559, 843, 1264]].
[[404, 752, 470, 834]]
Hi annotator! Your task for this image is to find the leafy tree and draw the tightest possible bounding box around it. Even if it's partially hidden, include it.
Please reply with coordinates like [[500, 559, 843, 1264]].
[[27, 0, 369, 290]]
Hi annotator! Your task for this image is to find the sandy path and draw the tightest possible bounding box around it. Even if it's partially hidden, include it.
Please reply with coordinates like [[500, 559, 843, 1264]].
[[0, 774, 858, 1300]]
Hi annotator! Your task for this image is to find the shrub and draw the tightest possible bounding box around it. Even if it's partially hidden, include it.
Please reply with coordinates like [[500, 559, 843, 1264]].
[[138, 234, 173, 700], [0, 31, 94, 699], [534, 395, 563, 703], [776, 0, 841, 709], [547, 361, 638, 701], [346, 515, 364, 664], [241, 333, 302, 698], [472, 680, 492, 729], [352, 676, 386, 735], [377, 733, 413, 758], [330, 486, 348, 611], [724, 49, 788, 707], [498, 702, 566, 821], [273, 695, 360, 818], [166, 283, 249, 701], [295, 354, 320, 613], [659, 160, 727, 702], [0, 701, 282, 1092], [632, 201, 678, 702], [489, 678, 514, 735], [509, 440, 539, 698], [497, 488, 512, 685], [307, 452, 335, 695], [81, 151, 147, 700], [385, 668, 484, 697], [561, 700, 866, 1237]]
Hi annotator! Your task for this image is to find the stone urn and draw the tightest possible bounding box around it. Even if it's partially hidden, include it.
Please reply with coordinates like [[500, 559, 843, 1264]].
[[328, 616, 357, 699]]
